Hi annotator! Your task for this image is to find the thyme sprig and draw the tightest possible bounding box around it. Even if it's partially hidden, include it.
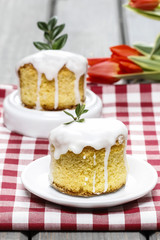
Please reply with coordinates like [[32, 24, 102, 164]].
[[33, 16, 68, 50], [64, 104, 88, 125]]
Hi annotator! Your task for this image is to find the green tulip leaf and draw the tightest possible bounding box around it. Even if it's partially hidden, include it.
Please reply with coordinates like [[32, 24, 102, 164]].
[[129, 56, 160, 71], [133, 44, 152, 55], [116, 71, 160, 82], [133, 44, 160, 60], [150, 34, 160, 58], [124, 4, 160, 21]]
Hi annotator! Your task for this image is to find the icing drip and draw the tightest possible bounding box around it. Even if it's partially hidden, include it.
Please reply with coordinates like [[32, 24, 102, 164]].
[[16, 50, 87, 109], [74, 73, 84, 104], [93, 171, 96, 193], [74, 75, 80, 104], [104, 147, 111, 192], [54, 76, 59, 109], [36, 72, 42, 110]]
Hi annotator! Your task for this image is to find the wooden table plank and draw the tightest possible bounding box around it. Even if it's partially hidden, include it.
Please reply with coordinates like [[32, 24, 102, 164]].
[[149, 232, 160, 240], [32, 231, 147, 240], [0, 232, 28, 240], [122, 0, 160, 45], [0, 0, 52, 84], [54, 0, 122, 58]]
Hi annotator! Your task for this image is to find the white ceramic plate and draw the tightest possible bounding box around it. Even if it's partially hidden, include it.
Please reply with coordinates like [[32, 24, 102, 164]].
[[3, 89, 102, 138], [21, 155, 158, 208]]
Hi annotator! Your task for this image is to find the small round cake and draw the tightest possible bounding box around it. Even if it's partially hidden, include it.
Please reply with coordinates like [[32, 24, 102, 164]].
[[49, 118, 128, 196], [16, 50, 87, 110]]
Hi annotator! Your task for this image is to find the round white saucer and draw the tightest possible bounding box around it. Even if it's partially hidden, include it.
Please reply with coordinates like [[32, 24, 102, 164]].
[[21, 155, 158, 208], [3, 89, 102, 138]]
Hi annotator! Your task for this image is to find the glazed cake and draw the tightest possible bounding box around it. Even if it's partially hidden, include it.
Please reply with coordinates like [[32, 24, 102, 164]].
[[16, 50, 87, 110], [49, 118, 128, 196]]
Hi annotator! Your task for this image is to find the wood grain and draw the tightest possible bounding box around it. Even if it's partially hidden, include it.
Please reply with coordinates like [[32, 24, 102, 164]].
[[0, 0, 51, 84], [32, 231, 147, 240], [149, 232, 160, 240], [122, 0, 160, 45], [0, 232, 28, 240], [54, 0, 121, 57]]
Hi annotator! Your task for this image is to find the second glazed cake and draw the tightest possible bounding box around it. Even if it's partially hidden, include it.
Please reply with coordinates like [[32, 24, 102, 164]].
[[49, 118, 128, 196], [16, 50, 87, 110]]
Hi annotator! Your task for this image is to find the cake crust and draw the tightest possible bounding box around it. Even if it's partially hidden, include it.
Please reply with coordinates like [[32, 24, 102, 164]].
[[17, 50, 87, 110], [51, 180, 126, 197]]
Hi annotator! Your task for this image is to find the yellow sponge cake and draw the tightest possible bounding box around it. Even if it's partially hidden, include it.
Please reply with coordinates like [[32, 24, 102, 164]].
[[16, 50, 87, 110], [49, 118, 128, 196]]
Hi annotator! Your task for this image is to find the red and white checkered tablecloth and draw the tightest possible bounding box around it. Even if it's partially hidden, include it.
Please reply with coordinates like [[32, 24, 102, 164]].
[[0, 83, 160, 231]]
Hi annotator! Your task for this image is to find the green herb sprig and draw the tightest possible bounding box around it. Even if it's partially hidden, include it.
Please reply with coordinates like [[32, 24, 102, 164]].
[[64, 104, 88, 125], [33, 16, 68, 50]]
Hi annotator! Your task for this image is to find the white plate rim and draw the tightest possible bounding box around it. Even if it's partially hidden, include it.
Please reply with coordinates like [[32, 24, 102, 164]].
[[21, 154, 158, 208]]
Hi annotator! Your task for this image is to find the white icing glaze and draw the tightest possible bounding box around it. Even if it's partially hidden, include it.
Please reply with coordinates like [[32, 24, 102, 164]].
[[16, 50, 87, 109], [49, 118, 128, 193], [49, 118, 128, 159], [104, 147, 111, 192]]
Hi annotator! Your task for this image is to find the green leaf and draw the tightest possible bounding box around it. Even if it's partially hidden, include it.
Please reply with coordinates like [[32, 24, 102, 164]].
[[75, 104, 81, 117], [83, 109, 89, 114], [37, 21, 48, 31], [124, 4, 160, 21], [51, 24, 65, 40], [150, 34, 160, 58], [33, 42, 51, 50], [134, 43, 160, 60], [44, 32, 51, 42], [116, 70, 160, 81], [77, 119, 85, 123], [64, 120, 74, 125], [64, 104, 88, 125], [48, 17, 57, 30], [34, 17, 68, 51], [63, 110, 75, 120], [133, 44, 152, 55], [129, 56, 160, 71], [52, 34, 68, 50], [78, 104, 86, 117]]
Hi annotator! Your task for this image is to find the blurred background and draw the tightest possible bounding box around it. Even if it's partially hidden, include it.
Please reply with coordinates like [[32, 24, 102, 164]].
[[0, 0, 160, 84]]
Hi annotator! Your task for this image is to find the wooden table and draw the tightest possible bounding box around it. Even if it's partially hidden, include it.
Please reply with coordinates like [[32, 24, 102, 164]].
[[0, 0, 160, 239]]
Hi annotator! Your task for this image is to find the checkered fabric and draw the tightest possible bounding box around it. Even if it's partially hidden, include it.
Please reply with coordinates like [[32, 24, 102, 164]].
[[0, 83, 160, 231]]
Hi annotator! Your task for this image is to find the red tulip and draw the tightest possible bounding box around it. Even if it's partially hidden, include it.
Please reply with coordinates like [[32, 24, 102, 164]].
[[87, 44, 143, 84], [119, 60, 143, 73], [110, 45, 141, 58], [129, 0, 159, 10], [87, 61, 121, 84], [88, 58, 109, 66]]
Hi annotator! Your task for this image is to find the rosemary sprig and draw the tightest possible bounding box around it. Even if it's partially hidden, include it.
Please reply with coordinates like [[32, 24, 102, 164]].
[[33, 16, 68, 50], [64, 104, 88, 125]]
